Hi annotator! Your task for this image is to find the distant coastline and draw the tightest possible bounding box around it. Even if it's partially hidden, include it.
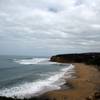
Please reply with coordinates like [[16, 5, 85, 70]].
[[0, 52, 100, 100], [50, 52, 100, 70]]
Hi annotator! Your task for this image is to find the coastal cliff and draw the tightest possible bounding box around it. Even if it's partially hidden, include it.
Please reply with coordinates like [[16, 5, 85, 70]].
[[50, 53, 100, 67]]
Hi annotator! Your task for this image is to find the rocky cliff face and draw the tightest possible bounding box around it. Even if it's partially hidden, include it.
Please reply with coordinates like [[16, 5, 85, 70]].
[[50, 53, 100, 66]]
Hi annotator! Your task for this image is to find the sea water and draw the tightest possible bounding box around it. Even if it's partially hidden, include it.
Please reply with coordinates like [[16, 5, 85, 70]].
[[0, 55, 74, 99]]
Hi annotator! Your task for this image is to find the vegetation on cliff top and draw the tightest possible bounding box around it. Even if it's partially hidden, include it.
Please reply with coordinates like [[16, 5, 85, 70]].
[[50, 52, 100, 70]]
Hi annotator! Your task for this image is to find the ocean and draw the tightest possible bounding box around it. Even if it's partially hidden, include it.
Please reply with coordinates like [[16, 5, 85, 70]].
[[0, 55, 74, 99]]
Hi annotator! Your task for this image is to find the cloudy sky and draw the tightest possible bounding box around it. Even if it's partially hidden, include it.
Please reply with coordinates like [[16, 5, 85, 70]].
[[0, 0, 100, 56]]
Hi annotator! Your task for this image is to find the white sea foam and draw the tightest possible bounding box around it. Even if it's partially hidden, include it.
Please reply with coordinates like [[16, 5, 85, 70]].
[[0, 64, 74, 99], [14, 58, 57, 65]]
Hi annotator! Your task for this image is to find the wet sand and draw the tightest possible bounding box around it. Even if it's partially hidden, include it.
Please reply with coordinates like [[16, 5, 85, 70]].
[[42, 63, 100, 100]]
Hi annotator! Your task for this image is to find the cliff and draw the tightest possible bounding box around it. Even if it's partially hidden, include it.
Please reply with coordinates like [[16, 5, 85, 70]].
[[50, 53, 100, 67]]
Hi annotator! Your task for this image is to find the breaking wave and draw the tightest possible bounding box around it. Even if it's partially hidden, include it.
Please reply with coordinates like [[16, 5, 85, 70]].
[[14, 58, 57, 65], [0, 64, 74, 99]]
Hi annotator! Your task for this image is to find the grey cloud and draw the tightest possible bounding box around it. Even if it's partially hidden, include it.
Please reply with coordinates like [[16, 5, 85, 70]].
[[0, 0, 100, 55]]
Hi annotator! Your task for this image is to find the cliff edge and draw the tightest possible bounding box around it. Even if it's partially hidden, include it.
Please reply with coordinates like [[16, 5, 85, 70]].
[[50, 53, 100, 69]]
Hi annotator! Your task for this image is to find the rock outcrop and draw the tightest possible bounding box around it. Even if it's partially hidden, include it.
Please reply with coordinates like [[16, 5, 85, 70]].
[[50, 53, 100, 68]]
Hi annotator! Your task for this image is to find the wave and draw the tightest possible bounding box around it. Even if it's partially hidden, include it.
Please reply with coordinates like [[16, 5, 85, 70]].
[[0, 64, 74, 99], [14, 58, 57, 65]]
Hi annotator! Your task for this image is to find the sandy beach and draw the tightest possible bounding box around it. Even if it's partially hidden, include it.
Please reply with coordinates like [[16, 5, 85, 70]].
[[41, 63, 100, 100], [0, 63, 100, 100]]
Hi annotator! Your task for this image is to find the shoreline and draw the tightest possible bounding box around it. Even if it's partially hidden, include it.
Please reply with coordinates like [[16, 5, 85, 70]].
[[0, 63, 100, 100], [0, 64, 75, 100], [39, 63, 100, 100]]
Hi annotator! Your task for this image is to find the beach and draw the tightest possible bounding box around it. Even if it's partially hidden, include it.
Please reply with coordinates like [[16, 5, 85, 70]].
[[0, 62, 100, 100], [40, 63, 100, 100]]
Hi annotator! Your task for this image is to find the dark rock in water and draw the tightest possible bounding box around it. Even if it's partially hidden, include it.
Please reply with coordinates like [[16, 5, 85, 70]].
[[50, 52, 100, 70]]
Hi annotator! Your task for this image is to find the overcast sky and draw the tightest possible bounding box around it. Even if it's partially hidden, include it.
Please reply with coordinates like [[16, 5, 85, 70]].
[[0, 0, 100, 56]]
